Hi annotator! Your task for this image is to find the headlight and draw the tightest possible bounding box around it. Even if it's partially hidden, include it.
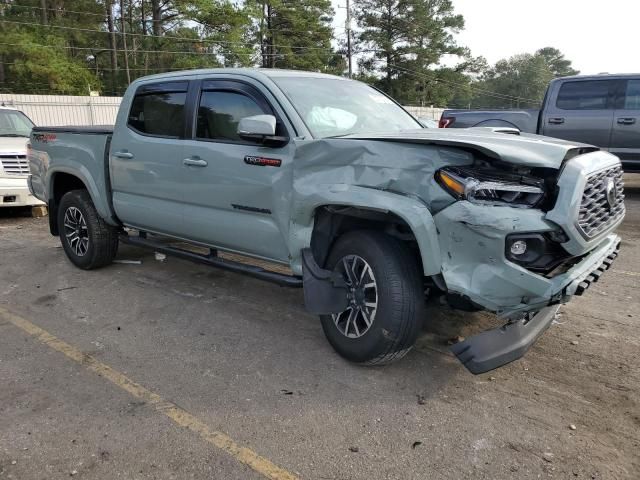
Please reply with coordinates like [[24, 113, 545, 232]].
[[436, 166, 545, 208]]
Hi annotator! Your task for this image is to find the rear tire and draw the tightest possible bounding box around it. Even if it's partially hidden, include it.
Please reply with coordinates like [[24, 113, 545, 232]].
[[320, 230, 425, 365], [57, 189, 118, 270]]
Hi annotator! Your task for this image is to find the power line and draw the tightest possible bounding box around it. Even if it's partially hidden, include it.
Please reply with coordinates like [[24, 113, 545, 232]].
[[388, 63, 542, 104], [0, 41, 536, 103], [1, 19, 339, 52], [0, 41, 304, 62], [2, 8, 545, 103], [5, 3, 347, 37], [1, 60, 220, 73], [1, 3, 107, 19]]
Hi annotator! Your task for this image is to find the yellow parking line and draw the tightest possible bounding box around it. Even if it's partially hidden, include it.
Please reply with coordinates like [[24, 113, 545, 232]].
[[0, 307, 299, 480]]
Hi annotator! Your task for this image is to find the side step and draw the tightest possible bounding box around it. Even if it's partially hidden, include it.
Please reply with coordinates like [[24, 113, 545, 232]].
[[119, 233, 303, 287]]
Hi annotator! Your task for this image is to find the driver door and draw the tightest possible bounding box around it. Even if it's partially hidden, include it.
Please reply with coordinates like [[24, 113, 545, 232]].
[[180, 79, 294, 262]]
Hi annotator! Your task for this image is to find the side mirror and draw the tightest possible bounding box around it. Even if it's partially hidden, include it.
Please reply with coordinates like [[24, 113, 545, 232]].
[[237, 115, 288, 147]]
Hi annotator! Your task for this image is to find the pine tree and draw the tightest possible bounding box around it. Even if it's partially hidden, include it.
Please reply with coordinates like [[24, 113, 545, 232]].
[[354, 0, 465, 102], [247, 0, 342, 72]]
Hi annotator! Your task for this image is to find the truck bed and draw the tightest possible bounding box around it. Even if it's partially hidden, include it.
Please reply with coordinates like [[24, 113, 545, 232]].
[[29, 126, 116, 225], [441, 109, 540, 132]]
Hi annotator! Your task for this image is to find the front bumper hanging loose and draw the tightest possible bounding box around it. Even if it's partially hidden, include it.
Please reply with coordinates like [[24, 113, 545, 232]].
[[450, 306, 560, 374], [451, 242, 620, 374]]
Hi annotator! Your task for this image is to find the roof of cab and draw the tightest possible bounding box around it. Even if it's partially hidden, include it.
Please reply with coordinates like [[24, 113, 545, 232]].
[[553, 73, 640, 82], [130, 68, 352, 85]]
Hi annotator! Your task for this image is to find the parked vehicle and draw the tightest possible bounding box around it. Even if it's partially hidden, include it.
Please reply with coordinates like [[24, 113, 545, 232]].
[[28, 69, 624, 373], [440, 74, 640, 171], [0, 107, 44, 207]]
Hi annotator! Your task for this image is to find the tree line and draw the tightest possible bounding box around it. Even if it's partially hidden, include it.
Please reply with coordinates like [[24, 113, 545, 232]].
[[0, 0, 579, 108]]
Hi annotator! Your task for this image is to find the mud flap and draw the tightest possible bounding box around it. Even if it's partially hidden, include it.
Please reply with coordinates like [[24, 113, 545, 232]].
[[301, 248, 349, 315], [450, 305, 560, 374]]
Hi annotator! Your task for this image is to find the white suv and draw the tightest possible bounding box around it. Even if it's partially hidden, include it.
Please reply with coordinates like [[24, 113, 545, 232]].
[[0, 107, 44, 208]]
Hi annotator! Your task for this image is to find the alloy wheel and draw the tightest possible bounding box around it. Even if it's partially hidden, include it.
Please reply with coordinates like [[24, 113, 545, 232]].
[[63, 206, 89, 257], [331, 255, 378, 338]]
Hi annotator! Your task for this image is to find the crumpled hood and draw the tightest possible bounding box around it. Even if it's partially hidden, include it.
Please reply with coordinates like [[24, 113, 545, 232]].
[[341, 128, 597, 169]]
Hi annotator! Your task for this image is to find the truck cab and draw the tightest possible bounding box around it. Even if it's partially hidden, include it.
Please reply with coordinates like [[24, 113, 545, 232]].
[[541, 74, 640, 170]]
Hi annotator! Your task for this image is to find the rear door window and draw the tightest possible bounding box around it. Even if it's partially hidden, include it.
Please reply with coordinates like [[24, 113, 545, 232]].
[[623, 79, 640, 109], [196, 90, 267, 143], [556, 80, 612, 110], [128, 82, 188, 137]]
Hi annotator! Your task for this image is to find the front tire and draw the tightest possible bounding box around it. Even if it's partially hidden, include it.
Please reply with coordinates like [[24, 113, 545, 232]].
[[57, 189, 118, 270], [320, 230, 425, 365]]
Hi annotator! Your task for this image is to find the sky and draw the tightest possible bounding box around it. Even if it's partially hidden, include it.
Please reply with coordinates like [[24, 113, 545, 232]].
[[332, 0, 639, 75]]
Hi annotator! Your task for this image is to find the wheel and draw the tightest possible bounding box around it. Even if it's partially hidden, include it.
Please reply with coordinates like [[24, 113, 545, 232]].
[[57, 189, 118, 270], [320, 230, 425, 365]]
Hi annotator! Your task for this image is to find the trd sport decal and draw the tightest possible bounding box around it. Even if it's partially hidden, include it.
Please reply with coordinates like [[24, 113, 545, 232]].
[[33, 133, 57, 143], [244, 155, 282, 167]]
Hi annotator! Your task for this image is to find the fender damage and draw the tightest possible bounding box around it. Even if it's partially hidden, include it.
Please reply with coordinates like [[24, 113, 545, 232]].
[[290, 132, 624, 373]]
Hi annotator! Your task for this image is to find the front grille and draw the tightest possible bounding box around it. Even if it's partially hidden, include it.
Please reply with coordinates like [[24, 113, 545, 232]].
[[0, 155, 29, 175], [577, 165, 625, 238]]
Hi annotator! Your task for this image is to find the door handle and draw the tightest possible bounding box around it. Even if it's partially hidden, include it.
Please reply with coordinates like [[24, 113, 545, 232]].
[[548, 117, 565, 125], [113, 151, 134, 159], [617, 117, 636, 125], [183, 157, 208, 167]]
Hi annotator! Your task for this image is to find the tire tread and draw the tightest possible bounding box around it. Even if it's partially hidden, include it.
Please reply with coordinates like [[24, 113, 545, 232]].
[[320, 230, 425, 365], [58, 189, 118, 270]]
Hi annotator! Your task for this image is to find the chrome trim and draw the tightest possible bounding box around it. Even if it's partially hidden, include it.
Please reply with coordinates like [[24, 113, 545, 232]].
[[575, 164, 625, 239]]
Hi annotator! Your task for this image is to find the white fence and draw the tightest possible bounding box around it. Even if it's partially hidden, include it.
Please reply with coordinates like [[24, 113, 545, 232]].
[[403, 106, 445, 120], [0, 94, 444, 127], [0, 94, 122, 126]]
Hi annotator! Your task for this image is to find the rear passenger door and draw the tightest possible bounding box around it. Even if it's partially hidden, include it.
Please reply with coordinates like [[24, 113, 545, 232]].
[[542, 79, 615, 147], [110, 81, 188, 236], [610, 78, 640, 167], [180, 79, 293, 262]]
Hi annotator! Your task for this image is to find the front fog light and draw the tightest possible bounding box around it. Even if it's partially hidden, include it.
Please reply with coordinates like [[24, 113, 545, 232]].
[[510, 240, 527, 256], [505, 233, 573, 273]]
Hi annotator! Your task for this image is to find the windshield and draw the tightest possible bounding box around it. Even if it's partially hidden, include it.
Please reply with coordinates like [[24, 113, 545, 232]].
[[272, 76, 421, 138], [0, 110, 34, 137]]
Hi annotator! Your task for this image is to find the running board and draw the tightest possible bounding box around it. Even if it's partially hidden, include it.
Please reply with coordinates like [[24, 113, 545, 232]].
[[119, 233, 303, 287]]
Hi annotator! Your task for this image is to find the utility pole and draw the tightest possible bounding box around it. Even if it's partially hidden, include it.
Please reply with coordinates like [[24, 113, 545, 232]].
[[346, 0, 352, 78], [120, 0, 131, 84], [40, 0, 48, 26], [105, 0, 118, 95]]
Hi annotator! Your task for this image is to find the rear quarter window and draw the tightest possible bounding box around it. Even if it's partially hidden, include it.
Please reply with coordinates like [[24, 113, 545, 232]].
[[556, 80, 612, 110], [128, 85, 187, 137], [623, 79, 640, 109]]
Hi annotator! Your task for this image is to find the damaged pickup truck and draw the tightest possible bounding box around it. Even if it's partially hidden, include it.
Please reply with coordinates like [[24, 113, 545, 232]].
[[27, 69, 625, 373]]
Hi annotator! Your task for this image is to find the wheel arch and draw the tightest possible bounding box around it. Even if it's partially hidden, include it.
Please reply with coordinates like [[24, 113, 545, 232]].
[[47, 163, 120, 236], [300, 190, 442, 277], [48, 171, 89, 235]]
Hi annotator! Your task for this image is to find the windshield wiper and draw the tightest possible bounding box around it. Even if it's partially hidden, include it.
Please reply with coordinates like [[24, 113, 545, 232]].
[[0, 133, 30, 137]]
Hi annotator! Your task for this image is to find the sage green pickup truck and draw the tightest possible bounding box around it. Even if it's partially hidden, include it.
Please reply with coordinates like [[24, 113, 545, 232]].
[[27, 69, 625, 373]]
